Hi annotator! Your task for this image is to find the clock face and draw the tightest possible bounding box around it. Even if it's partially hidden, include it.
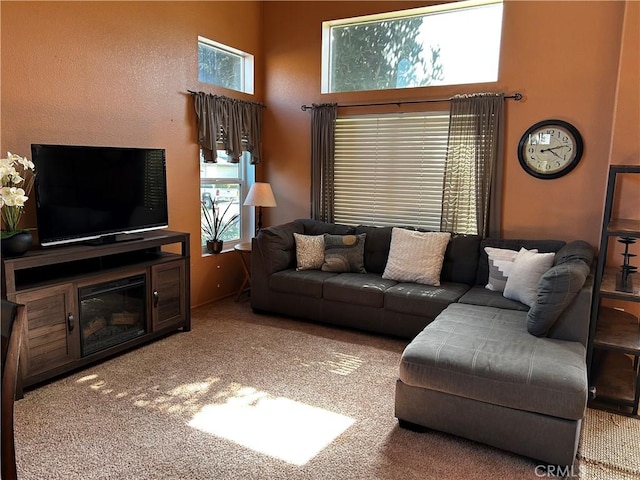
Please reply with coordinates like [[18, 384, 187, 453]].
[[518, 120, 583, 179]]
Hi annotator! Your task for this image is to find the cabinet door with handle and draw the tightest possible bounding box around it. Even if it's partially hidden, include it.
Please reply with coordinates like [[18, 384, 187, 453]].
[[151, 260, 187, 332], [13, 283, 79, 385]]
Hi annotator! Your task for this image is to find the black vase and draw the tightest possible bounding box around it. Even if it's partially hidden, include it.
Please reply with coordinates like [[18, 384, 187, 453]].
[[207, 240, 224, 254], [1, 231, 33, 257]]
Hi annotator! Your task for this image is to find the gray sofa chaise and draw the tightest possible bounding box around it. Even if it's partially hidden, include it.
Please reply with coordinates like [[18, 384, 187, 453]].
[[251, 219, 594, 467]]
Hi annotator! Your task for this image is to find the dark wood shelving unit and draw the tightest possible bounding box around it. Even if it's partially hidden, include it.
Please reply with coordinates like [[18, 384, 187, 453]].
[[1, 230, 191, 394], [587, 165, 640, 416]]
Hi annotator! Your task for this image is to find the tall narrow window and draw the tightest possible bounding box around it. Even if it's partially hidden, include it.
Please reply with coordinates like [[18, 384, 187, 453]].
[[200, 150, 255, 254], [333, 113, 450, 230]]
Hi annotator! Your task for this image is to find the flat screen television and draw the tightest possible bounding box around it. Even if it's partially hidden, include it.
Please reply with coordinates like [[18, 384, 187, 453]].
[[31, 144, 169, 247]]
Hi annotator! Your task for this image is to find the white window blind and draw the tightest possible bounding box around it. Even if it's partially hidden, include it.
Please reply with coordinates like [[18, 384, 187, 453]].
[[333, 112, 450, 229]]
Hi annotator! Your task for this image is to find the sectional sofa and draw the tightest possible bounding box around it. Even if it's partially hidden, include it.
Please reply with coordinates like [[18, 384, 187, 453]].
[[250, 218, 594, 466]]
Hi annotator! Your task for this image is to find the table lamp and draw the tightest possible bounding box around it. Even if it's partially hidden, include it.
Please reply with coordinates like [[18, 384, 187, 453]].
[[244, 182, 277, 230]]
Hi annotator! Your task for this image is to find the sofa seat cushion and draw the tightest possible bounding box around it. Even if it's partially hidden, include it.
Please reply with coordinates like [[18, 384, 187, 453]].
[[385, 282, 470, 317], [323, 273, 397, 307], [270, 269, 339, 298], [457, 286, 529, 311], [399, 303, 587, 420]]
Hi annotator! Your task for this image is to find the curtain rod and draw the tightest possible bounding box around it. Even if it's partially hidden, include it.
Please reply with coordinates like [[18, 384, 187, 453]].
[[187, 90, 266, 108], [300, 92, 522, 111]]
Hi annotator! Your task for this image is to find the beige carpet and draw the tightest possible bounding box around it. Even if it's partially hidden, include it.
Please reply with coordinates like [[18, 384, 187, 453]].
[[13, 298, 639, 479]]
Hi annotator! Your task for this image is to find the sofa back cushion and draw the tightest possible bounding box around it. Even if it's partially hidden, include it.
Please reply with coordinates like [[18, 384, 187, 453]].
[[355, 225, 393, 273], [354, 225, 479, 284], [476, 238, 566, 286], [441, 234, 481, 285], [300, 219, 355, 236]]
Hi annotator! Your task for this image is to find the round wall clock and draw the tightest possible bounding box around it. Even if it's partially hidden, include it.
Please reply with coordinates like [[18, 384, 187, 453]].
[[517, 119, 584, 179]]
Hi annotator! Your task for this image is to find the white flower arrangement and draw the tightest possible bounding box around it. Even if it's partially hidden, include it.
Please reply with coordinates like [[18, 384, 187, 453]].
[[0, 152, 35, 238]]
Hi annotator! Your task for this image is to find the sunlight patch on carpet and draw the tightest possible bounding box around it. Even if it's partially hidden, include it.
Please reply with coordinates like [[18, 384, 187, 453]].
[[300, 351, 365, 376], [322, 352, 364, 376], [188, 385, 355, 466]]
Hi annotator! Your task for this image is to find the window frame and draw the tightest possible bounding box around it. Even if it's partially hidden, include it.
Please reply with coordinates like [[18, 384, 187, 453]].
[[198, 36, 255, 95], [200, 150, 255, 255]]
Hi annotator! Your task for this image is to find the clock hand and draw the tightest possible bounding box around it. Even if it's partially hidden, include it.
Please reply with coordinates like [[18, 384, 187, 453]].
[[548, 150, 563, 160], [540, 145, 566, 152]]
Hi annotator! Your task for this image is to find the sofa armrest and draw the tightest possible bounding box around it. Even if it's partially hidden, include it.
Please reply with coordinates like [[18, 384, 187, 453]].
[[546, 270, 594, 347], [254, 221, 302, 275]]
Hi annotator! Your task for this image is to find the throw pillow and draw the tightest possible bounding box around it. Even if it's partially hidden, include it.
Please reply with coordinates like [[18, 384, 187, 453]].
[[484, 246, 537, 292], [503, 248, 556, 307], [527, 259, 591, 337], [554, 240, 594, 266], [293, 233, 325, 271], [321, 233, 367, 273], [382, 228, 451, 286]]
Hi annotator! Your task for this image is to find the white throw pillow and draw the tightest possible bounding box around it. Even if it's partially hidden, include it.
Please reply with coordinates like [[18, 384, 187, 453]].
[[382, 228, 451, 286], [503, 248, 555, 307], [293, 233, 325, 271], [484, 246, 538, 292]]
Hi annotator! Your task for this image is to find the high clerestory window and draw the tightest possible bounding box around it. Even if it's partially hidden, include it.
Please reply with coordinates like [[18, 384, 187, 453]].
[[321, 0, 503, 93], [198, 36, 254, 94]]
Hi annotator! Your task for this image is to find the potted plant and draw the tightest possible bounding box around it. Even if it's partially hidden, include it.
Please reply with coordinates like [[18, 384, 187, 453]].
[[201, 198, 239, 254], [0, 152, 36, 256]]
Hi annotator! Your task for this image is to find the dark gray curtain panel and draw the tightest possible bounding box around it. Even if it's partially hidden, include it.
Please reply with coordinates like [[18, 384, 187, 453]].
[[441, 93, 504, 237], [310, 103, 337, 221]]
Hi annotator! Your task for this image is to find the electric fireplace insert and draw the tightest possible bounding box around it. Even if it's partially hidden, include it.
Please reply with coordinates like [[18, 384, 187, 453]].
[[79, 274, 147, 357]]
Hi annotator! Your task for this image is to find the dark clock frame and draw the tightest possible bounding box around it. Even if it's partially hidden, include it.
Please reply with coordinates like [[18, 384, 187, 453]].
[[517, 119, 584, 180]]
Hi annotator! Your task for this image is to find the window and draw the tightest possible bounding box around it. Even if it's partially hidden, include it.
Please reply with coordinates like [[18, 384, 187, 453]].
[[322, 0, 503, 93], [198, 36, 254, 94], [333, 112, 450, 230], [200, 150, 255, 253]]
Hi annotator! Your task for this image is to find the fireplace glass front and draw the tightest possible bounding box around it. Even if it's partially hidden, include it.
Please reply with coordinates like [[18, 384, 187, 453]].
[[79, 274, 147, 356]]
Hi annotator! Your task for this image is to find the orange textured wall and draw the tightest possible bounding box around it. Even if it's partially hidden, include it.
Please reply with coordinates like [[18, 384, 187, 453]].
[[1, 1, 263, 307], [262, 0, 630, 247], [609, 0, 640, 222]]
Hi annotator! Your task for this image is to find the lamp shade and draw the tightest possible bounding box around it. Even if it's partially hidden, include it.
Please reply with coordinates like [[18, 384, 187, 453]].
[[244, 182, 277, 207]]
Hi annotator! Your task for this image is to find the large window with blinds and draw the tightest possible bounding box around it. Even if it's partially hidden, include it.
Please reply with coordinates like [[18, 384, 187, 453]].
[[333, 112, 450, 229]]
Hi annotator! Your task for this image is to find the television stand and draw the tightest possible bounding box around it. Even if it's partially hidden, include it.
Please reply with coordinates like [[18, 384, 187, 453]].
[[1, 230, 191, 395], [84, 233, 144, 246]]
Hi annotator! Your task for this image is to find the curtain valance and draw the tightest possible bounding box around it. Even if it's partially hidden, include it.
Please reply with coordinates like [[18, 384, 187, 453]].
[[192, 92, 264, 164]]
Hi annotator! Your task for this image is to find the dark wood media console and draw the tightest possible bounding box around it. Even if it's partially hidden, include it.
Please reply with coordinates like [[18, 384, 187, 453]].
[[1, 230, 191, 393]]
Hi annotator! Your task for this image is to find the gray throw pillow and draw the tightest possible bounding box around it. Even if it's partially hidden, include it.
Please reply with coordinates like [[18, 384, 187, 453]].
[[554, 240, 594, 266], [527, 259, 591, 337], [321, 233, 367, 273]]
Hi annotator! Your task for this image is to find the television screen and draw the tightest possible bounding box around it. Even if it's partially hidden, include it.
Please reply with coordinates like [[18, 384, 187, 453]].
[[31, 144, 169, 246]]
